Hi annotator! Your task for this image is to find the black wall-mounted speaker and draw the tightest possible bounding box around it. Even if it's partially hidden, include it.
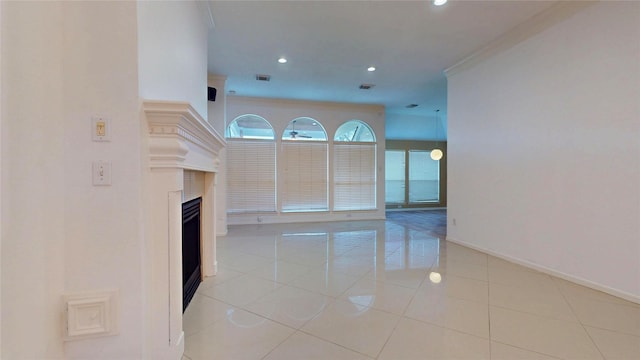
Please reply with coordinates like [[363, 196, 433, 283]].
[[208, 87, 217, 102]]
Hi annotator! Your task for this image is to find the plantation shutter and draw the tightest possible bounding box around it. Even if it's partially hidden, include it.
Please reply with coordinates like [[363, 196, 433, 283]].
[[226, 140, 276, 213], [334, 144, 376, 211], [281, 142, 328, 212]]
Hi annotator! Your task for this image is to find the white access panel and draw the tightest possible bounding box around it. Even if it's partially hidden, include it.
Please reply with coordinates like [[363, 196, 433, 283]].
[[64, 289, 119, 341]]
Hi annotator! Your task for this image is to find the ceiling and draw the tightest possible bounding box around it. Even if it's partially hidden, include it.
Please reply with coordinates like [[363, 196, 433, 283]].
[[207, 0, 557, 121]]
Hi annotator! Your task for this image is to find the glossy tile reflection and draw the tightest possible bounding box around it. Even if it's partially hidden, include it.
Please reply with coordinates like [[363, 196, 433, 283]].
[[183, 210, 640, 360]]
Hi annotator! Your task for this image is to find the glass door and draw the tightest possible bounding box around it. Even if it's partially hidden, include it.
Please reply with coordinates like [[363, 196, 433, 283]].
[[408, 150, 440, 203], [385, 150, 405, 204]]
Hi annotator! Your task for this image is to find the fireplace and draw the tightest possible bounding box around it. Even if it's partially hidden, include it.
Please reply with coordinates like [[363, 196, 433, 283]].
[[144, 100, 225, 358], [182, 197, 202, 312]]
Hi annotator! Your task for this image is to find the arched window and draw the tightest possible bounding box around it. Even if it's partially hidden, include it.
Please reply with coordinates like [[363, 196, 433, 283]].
[[281, 117, 328, 212], [334, 120, 375, 142], [333, 120, 377, 211], [226, 114, 276, 213], [226, 114, 275, 139], [282, 117, 327, 141]]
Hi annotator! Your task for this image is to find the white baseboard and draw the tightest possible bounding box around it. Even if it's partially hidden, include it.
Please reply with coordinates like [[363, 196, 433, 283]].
[[446, 236, 640, 305], [216, 229, 228, 236], [175, 331, 185, 360]]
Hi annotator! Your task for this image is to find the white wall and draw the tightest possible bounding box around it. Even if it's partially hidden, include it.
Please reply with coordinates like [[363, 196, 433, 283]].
[[207, 75, 228, 235], [0, 0, 4, 352], [2, 1, 145, 358], [137, 0, 209, 119], [447, 2, 640, 301], [207, 75, 227, 136], [61, 2, 143, 358], [2, 2, 66, 358], [386, 112, 447, 141], [227, 96, 386, 225]]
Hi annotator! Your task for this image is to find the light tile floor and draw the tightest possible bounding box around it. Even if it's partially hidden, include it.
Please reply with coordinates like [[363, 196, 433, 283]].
[[183, 210, 640, 360]]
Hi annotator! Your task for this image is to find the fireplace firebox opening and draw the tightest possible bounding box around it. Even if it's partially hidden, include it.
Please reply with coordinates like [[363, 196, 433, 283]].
[[182, 197, 202, 312]]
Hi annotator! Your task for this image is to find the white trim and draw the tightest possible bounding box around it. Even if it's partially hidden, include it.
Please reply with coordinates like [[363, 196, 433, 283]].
[[63, 290, 119, 341], [201, 172, 217, 277], [175, 331, 185, 360], [446, 236, 640, 305], [144, 100, 225, 171], [168, 190, 182, 347], [444, 1, 596, 78]]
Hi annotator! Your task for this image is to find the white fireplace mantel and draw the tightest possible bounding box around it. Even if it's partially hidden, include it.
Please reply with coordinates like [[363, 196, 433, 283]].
[[144, 100, 225, 172], [142, 100, 225, 360]]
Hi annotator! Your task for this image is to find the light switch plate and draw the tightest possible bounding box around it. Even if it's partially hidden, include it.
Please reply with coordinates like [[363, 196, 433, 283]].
[[92, 117, 111, 142], [64, 290, 118, 341], [92, 161, 112, 186]]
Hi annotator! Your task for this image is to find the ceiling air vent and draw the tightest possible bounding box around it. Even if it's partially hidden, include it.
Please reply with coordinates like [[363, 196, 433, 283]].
[[359, 84, 375, 90], [256, 74, 271, 82], [406, 104, 419, 108]]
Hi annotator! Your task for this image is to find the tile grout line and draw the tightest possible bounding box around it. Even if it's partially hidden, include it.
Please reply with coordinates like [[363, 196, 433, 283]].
[[258, 326, 299, 360], [488, 302, 579, 324], [552, 277, 607, 360], [400, 312, 491, 342], [487, 263, 572, 359], [296, 328, 376, 359], [373, 313, 403, 360], [490, 339, 564, 360]]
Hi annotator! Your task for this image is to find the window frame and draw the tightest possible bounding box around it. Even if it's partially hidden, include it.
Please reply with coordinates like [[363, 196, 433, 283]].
[[385, 140, 447, 209]]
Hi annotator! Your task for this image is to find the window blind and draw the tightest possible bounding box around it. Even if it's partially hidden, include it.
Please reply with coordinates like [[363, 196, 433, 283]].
[[334, 144, 376, 211], [226, 140, 276, 213], [281, 142, 328, 212]]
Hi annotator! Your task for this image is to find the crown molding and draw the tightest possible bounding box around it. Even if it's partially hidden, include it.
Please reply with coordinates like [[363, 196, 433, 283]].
[[143, 100, 225, 172], [444, 1, 597, 78], [198, 1, 215, 30]]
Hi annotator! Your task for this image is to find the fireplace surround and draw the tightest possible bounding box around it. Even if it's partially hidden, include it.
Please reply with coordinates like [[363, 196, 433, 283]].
[[143, 100, 225, 359]]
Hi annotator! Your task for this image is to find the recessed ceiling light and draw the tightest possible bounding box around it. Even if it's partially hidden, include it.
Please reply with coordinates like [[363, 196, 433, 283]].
[[367, 66, 376, 72], [434, 0, 447, 6], [278, 57, 287, 64]]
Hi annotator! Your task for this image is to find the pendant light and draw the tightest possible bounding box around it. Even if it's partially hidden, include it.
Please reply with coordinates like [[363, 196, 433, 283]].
[[431, 109, 443, 161]]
